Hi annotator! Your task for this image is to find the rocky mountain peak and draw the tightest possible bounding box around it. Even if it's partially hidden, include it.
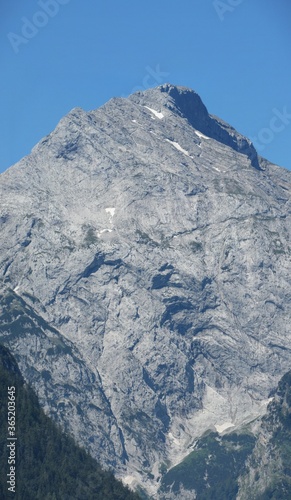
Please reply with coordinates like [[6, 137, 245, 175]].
[[1, 84, 291, 497], [129, 83, 260, 169], [129, 83, 207, 119]]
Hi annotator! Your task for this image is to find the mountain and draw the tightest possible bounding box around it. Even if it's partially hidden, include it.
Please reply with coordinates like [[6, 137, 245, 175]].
[[238, 370, 291, 499], [158, 368, 291, 499], [0, 344, 140, 499], [0, 83, 291, 497]]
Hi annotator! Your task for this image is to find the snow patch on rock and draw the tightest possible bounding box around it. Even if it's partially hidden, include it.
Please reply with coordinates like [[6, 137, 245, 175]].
[[165, 139, 192, 157], [144, 106, 164, 119], [195, 130, 210, 140]]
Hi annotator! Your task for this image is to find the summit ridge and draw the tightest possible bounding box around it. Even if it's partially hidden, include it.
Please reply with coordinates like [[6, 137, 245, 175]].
[[129, 84, 260, 168]]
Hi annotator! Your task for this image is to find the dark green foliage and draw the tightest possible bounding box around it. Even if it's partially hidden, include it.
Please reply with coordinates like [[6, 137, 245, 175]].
[[0, 344, 140, 500], [189, 241, 203, 253], [134, 485, 150, 500], [234, 370, 291, 499], [83, 226, 98, 247], [257, 481, 291, 500], [136, 230, 158, 247], [255, 370, 291, 499], [159, 431, 255, 499]]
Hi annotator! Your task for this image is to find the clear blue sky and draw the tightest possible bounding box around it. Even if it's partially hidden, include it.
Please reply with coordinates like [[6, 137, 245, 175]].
[[1, 0, 290, 173]]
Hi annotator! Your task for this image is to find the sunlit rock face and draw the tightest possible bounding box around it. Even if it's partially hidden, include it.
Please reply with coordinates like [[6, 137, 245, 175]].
[[1, 84, 291, 496]]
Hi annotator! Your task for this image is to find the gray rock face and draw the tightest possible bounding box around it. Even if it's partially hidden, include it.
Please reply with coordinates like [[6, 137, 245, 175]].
[[1, 84, 291, 496], [237, 370, 291, 499]]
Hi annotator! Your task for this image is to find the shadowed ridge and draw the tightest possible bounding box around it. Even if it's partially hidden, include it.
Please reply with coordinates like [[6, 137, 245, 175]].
[[130, 83, 261, 169]]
